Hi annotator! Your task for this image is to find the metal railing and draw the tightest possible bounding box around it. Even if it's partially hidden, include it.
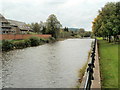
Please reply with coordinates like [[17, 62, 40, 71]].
[[84, 38, 97, 90]]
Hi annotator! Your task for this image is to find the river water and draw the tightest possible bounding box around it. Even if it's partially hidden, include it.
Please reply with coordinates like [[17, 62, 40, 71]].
[[1, 39, 93, 88]]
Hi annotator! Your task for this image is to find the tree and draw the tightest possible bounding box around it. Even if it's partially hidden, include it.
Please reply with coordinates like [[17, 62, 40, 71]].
[[46, 14, 62, 38], [30, 23, 40, 33], [84, 31, 92, 37], [114, 2, 120, 41], [78, 28, 85, 37], [34, 23, 40, 33], [41, 26, 47, 34], [92, 2, 120, 42], [79, 28, 85, 33], [39, 21, 47, 34], [64, 27, 69, 32]]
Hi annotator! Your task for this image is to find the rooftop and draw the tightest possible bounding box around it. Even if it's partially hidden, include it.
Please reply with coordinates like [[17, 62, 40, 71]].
[[8, 19, 31, 30]]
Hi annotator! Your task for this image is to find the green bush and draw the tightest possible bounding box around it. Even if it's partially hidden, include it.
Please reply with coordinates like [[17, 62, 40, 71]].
[[27, 32, 37, 34], [24, 39, 31, 47], [40, 38, 50, 43], [2, 40, 14, 51], [29, 37, 40, 46], [39, 38, 45, 43], [74, 35, 81, 38], [13, 40, 26, 49], [45, 39, 50, 43], [49, 37, 55, 41]]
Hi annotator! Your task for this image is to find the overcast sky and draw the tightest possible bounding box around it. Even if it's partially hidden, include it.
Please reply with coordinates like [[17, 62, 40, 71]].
[[0, 0, 119, 31]]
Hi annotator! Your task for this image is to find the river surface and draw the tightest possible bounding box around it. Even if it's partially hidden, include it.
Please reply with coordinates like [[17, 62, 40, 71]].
[[1, 39, 93, 88]]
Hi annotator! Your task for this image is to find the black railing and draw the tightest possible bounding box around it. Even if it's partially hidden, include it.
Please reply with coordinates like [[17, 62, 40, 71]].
[[84, 39, 97, 90]]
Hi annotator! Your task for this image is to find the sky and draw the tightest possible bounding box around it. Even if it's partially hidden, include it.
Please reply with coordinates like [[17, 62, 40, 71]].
[[0, 0, 119, 31]]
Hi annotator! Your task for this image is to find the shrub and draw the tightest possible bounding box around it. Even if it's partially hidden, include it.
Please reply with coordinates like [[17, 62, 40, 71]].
[[39, 38, 45, 43], [45, 39, 50, 43], [13, 40, 26, 49], [24, 39, 31, 47], [50, 37, 55, 40], [27, 32, 37, 34], [29, 37, 40, 46], [40, 38, 50, 43], [2, 40, 14, 51], [2, 36, 55, 51], [74, 35, 81, 38], [49, 37, 56, 42]]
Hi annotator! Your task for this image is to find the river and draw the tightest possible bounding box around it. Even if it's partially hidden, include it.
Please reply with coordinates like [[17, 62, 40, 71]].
[[1, 39, 93, 88]]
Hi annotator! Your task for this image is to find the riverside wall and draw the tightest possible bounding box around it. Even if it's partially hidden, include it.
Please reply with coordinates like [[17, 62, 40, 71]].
[[0, 34, 52, 40]]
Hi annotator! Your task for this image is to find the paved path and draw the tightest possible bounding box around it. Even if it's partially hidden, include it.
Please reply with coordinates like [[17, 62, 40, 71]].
[[91, 40, 101, 89]]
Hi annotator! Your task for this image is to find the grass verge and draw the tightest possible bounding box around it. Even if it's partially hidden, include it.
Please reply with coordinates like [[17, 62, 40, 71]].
[[98, 39, 118, 88]]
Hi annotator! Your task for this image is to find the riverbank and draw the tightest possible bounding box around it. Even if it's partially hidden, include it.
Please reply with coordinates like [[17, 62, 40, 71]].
[[1, 37, 90, 52], [1, 37, 55, 51], [98, 39, 118, 88]]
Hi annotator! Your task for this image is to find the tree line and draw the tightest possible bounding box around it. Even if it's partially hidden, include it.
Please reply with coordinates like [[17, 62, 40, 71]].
[[27, 14, 61, 38], [92, 2, 120, 42], [27, 14, 73, 39], [76, 28, 92, 38], [28, 14, 92, 39]]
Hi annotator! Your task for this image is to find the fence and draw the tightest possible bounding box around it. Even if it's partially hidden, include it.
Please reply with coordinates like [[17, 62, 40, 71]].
[[0, 34, 52, 40], [83, 39, 97, 90]]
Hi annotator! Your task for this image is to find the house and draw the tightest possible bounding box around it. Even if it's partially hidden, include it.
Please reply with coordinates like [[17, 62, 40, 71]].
[[0, 13, 33, 34], [0, 14, 12, 34], [8, 19, 33, 34]]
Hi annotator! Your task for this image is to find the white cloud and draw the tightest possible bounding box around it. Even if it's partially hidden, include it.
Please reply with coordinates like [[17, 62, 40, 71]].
[[0, 0, 119, 31]]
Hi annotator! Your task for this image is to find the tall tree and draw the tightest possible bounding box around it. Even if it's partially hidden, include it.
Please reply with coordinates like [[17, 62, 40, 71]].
[[46, 14, 62, 38], [30, 23, 40, 33], [64, 27, 69, 32], [78, 28, 85, 37], [39, 21, 47, 34], [92, 2, 120, 42], [79, 28, 85, 33], [34, 23, 40, 33]]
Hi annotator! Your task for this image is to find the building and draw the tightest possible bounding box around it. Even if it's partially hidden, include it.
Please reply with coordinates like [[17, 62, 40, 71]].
[[0, 14, 33, 34], [0, 14, 12, 34], [8, 19, 33, 34]]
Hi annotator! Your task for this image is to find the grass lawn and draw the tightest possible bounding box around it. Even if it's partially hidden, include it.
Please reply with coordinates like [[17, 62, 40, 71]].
[[98, 40, 119, 88]]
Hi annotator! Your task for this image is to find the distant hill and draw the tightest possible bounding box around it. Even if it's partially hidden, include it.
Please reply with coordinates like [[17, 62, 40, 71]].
[[68, 28, 79, 31]]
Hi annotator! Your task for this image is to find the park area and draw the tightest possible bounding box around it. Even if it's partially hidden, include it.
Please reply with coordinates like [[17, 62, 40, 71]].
[[98, 39, 119, 88]]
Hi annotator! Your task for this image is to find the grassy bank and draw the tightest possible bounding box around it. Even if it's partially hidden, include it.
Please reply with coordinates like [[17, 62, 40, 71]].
[[98, 39, 118, 88], [2, 37, 55, 51]]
